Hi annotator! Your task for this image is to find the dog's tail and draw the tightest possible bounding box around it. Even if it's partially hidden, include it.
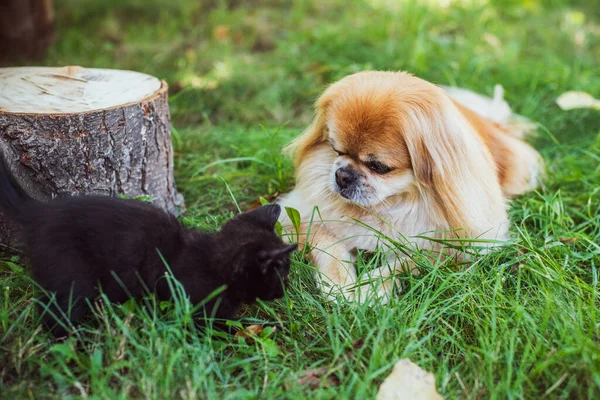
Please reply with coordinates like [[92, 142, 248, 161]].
[[0, 151, 37, 222], [442, 84, 537, 139]]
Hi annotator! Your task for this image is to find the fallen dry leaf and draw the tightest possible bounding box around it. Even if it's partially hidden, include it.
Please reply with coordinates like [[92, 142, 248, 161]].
[[248, 193, 280, 210], [559, 237, 579, 244], [376, 359, 442, 400], [295, 367, 340, 390], [511, 263, 524, 274], [556, 91, 600, 110], [234, 324, 265, 341], [212, 25, 230, 41], [352, 338, 365, 350], [343, 338, 365, 359]]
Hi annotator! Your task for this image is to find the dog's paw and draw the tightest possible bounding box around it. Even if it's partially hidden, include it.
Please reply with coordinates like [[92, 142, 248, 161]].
[[325, 290, 354, 303], [315, 268, 401, 305], [353, 269, 401, 305], [315, 275, 355, 303], [353, 281, 392, 305]]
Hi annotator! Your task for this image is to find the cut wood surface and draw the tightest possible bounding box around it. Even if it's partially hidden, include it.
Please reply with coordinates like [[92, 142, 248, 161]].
[[0, 66, 184, 246], [0, 67, 162, 113]]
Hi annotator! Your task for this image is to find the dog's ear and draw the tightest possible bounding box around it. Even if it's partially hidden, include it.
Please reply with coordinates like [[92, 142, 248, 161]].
[[404, 91, 508, 239], [406, 132, 434, 188], [284, 87, 336, 169]]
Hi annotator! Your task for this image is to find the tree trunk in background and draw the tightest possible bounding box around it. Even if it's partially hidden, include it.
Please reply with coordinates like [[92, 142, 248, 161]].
[[0, 0, 54, 62], [0, 66, 185, 247]]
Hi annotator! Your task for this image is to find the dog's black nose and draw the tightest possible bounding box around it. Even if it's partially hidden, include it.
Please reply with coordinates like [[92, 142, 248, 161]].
[[335, 167, 357, 189]]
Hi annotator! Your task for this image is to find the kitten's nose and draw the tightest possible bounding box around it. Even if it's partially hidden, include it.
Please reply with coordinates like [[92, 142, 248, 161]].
[[335, 167, 357, 189]]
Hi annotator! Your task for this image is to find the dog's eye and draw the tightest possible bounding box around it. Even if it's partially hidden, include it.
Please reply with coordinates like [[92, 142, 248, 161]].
[[366, 161, 392, 174], [333, 148, 347, 156]]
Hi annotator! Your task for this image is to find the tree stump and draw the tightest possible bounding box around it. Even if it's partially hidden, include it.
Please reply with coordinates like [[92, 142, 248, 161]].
[[0, 66, 184, 246]]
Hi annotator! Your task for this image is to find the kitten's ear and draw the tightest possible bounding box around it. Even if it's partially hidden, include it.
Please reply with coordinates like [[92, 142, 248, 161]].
[[240, 204, 282, 230], [271, 243, 298, 258], [258, 243, 298, 273]]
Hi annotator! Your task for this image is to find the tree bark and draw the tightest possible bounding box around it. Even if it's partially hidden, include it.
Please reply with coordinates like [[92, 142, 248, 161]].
[[0, 66, 184, 246], [0, 0, 54, 62]]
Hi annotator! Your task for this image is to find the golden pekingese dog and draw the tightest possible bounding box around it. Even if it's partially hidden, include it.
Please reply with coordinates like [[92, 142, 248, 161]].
[[278, 71, 543, 303]]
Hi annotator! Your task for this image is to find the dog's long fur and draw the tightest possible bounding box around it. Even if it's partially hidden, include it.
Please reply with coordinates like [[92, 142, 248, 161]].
[[278, 71, 543, 302]]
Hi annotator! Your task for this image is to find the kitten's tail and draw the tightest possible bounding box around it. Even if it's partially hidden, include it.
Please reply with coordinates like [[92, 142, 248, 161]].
[[0, 151, 36, 221]]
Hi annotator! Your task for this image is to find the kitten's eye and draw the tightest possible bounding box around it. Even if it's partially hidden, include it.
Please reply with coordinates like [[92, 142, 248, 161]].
[[366, 161, 393, 174], [272, 259, 284, 270]]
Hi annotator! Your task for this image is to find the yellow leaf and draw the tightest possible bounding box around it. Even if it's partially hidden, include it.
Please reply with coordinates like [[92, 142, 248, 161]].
[[376, 359, 442, 400], [556, 91, 600, 111], [212, 25, 230, 41], [234, 324, 266, 341]]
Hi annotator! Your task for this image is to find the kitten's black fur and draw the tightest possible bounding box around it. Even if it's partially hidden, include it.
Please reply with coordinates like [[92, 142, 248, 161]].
[[0, 153, 296, 337]]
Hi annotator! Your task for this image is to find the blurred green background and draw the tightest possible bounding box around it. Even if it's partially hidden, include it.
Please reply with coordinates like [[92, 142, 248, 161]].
[[39, 0, 600, 218], [49, 0, 599, 126]]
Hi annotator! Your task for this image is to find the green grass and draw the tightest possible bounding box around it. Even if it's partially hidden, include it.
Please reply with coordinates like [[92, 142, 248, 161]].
[[2, 0, 600, 398]]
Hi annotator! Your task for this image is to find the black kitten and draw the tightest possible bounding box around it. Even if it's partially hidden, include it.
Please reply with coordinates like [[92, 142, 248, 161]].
[[0, 153, 297, 337]]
